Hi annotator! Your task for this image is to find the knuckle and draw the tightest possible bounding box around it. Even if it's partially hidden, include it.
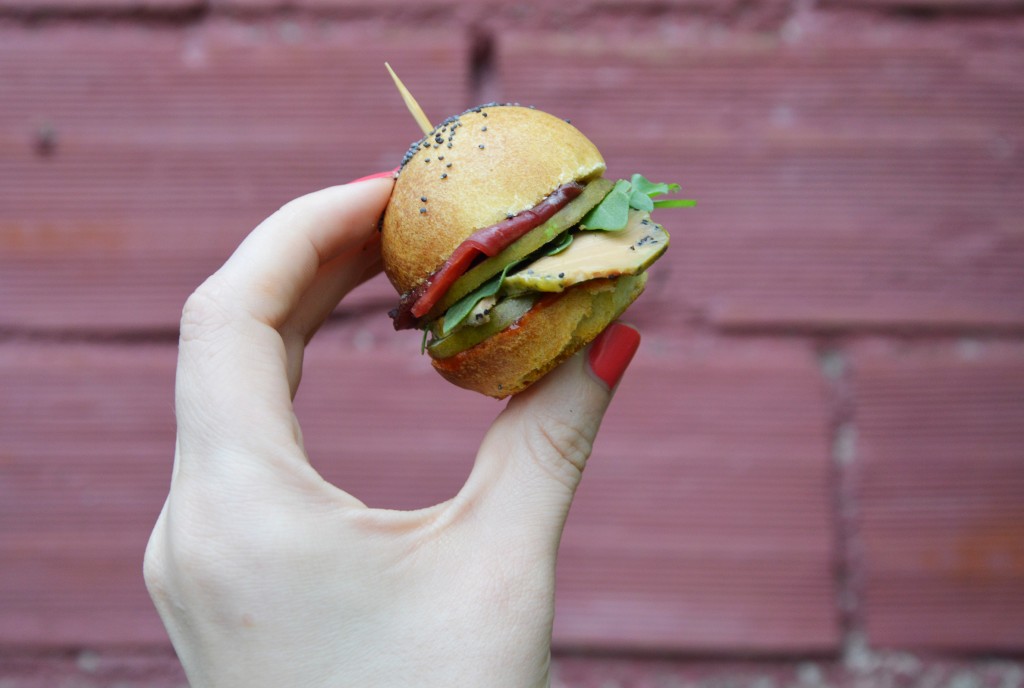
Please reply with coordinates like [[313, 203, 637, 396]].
[[272, 195, 304, 223], [153, 486, 307, 591], [143, 525, 175, 607], [142, 544, 166, 598], [179, 278, 235, 344], [146, 509, 247, 601], [523, 414, 594, 490]]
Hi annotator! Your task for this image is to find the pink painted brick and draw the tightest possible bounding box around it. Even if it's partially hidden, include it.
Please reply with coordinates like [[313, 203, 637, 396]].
[[548, 337, 839, 651], [0, 333, 839, 652], [301, 332, 841, 652], [0, 340, 499, 645], [211, 0, 454, 10], [0, 649, 187, 688], [497, 26, 1024, 333], [0, 25, 469, 331], [852, 341, 1024, 650], [0, 0, 199, 10], [824, 0, 1024, 8], [0, 343, 177, 645], [2, 651, 1024, 687]]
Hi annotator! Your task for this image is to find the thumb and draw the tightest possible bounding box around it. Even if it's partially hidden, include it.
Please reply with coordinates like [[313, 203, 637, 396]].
[[462, 322, 641, 558]]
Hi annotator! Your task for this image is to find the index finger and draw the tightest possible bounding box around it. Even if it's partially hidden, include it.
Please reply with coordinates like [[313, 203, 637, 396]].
[[222, 175, 395, 329], [176, 176, 394, 465]]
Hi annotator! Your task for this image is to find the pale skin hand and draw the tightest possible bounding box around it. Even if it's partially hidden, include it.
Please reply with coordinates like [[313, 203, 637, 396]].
[[143, 176, 627, 688]]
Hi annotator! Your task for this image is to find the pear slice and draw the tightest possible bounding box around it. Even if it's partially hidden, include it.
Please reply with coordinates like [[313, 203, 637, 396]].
[[424, 177, 615, 321], [427, 296, 536, 360], [504, 210, 668, 293]]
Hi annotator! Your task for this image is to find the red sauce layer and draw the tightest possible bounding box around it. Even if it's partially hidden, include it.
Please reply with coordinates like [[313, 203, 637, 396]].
[[390, 182, 584, 330]]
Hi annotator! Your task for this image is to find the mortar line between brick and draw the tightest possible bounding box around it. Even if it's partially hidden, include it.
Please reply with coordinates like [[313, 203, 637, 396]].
[[0, 328, 181, 345], [817, 341, 864, 661], [818, 0, 1024, 20], [0, 3, 468, 26], [2, 3, 1021, 30], [467, 23, 497, 108], [0, 3, 209, 26]]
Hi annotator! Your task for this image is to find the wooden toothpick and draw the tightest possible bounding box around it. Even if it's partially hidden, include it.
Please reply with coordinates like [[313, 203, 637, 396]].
[[385, 62, 434, 136]]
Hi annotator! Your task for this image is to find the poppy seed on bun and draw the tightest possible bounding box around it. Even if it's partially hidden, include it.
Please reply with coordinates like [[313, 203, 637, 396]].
[[382, 106, 605, 296], [380, 104, 661, 398]]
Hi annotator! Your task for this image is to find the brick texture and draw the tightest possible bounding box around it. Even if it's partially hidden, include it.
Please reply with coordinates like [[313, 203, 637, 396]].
[[2, 0, 1024, 679], [0, 0, 199, 10], [498, 26, 1024, 332], [2, 649, 1022, 688], [0, 333, 838, 651], [0, 25, 469, 331], [852, 341, 1024, 650], [0, 344, 175, 645], [302, 332, 839, 652], [553, 339, 838, 651]]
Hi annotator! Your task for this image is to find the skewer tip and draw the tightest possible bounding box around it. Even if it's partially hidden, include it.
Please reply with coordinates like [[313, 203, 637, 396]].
[[386, 62, 434, 137]]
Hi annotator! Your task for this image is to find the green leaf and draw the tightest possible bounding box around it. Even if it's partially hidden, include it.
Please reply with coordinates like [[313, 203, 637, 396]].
[[630, 174, 680, 199], [545, 232, 574, 255], [580, 179, 631, 231], [441, 263, 512, 336], [420, 328, 429, 355], [653, 198, 697, 208], [628, 187, 654, 212]]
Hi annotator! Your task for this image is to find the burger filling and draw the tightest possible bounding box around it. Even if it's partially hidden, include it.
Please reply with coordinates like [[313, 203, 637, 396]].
[[388, 181, 586, 330], [392, 174, 694, 358]]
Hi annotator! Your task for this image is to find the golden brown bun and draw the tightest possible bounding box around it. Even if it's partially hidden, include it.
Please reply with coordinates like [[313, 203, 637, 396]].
[[381, 105, 606, 295], [430, 273, 647, 399]]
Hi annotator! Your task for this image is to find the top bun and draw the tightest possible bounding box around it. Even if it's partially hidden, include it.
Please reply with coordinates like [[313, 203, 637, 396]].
[[381, 105, 606, 296]]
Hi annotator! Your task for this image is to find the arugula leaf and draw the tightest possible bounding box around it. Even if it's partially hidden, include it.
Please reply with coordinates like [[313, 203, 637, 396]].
[[630, 174, 680, 198], [579, 179, 631, 231], [441, 263, 512, 336], [583, 174, 694, 228], [421, 172, 693, 352], [633, 174, 696, 208], [545, 232, 574, 255], [628, 187, 654, 212]]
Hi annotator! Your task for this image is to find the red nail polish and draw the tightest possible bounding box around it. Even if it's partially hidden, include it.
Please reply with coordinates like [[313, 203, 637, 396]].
[[349, 167, 399, 183], [588, 322, 641, 390]]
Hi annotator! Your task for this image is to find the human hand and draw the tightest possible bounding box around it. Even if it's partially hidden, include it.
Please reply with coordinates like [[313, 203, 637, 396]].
[[143, 172, 641, 688]]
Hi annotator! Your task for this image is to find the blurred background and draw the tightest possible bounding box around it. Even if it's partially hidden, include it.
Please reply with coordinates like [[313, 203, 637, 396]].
[[1, 0, 1023, 685]]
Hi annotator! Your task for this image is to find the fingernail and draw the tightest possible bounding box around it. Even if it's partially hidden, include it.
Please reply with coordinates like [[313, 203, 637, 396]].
[[349, 167, 399, 184], [587, 322, 641, 390]]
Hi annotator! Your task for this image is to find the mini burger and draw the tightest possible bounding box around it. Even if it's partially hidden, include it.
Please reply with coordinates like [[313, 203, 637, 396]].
[[381, 103, 691, 398]]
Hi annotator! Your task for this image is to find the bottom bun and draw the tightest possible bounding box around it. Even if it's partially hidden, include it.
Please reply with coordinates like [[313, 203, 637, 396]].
[[430, 273, 648, 398]]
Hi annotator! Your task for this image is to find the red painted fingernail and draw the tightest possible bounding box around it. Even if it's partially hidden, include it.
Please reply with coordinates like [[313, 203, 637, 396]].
[[588, 322, 641, 390], [349, 167, 399, 183]]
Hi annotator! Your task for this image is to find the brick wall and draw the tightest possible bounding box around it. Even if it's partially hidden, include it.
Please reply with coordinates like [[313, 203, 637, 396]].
[[1, 0, 1022, 684]]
